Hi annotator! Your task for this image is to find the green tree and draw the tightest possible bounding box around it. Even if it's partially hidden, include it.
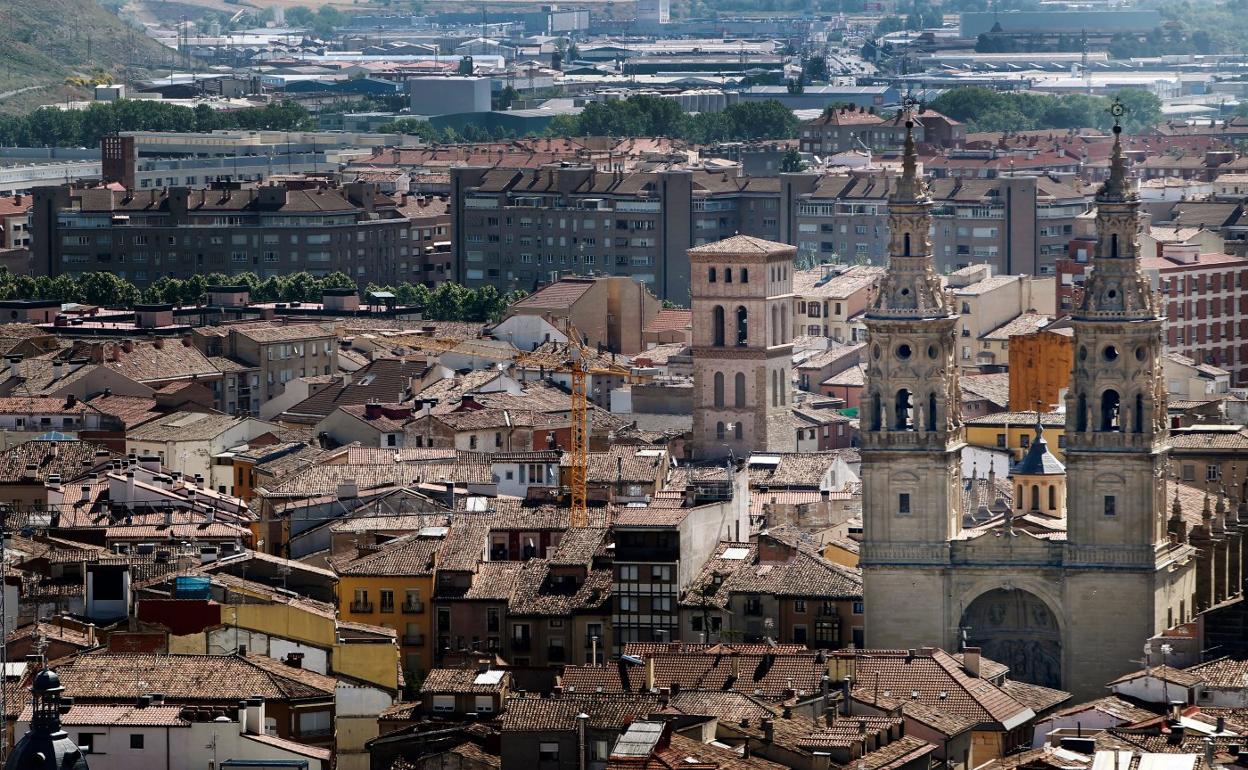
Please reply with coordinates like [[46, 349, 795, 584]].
[[780, 147, 806, 172]]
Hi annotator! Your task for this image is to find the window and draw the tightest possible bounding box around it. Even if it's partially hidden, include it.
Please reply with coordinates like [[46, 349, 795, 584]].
[[652, 565, 672, 581], [539, 743, 560, 762], [898, 493, 911, 515], [299, 710, 332, 736], [1104, 495, 1116, 517], [1182, 464, 1196, 482], [996, 433, 1007, 448], [620, 596, 639, 612], [380, 590, 395, 613], [474, 696, 495, 714], [653, 596, 672, 612], [620, 565, 638, 581], [852, 601, 865, 615], [79, 734, 100, 754], [794, 599, 807, 613], [130, 734, 144, 749], [432, 695, 455, 713], [1207, 465, 1220, 481]]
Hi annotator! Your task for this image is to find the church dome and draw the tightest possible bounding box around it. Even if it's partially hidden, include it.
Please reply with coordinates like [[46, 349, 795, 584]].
[[6, 667, 88, 770]]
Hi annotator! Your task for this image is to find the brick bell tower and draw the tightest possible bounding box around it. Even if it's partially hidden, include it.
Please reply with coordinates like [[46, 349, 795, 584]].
[[689, 235, 798, 460]]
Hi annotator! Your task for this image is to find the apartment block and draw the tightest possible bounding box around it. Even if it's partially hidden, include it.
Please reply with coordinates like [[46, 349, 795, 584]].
[[782, 171, 1086, 276], [1144, 245, 1248, 384], [450, 165, 782, 302], [31, 180, 413, 288]]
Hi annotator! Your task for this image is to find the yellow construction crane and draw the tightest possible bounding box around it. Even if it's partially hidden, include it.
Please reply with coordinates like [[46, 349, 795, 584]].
[[386, 325, 642, 527]]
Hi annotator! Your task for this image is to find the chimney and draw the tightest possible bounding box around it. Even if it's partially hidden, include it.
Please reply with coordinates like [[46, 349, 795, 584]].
[[645, 656, 656, 692], [963, 647, 981, 678], [244, 697, 265, 736], [86, 623, 96, 647], [285, 652, 305, 669], [762, 717, 774, 744], [52, 361, 63, 380], [125, 470, 135, 498], [237, 700, 249, 734], [136, 695, 152, 708]]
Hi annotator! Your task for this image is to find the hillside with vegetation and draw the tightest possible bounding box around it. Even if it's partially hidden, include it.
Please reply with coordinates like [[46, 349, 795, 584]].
[[0, 0, 169, 113]]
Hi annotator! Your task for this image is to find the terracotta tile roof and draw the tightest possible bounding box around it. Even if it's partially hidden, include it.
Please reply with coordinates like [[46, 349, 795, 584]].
[[0, 440, 110, 484], [502, 693, 661, 732], [510, 279, 598, 310], [560, 649, 827, 701], [822, 365, 865, 388], [966, 411, 1065, 427], [662, 733, 787, 770], [7, 621, 94, 649], [1178, 657, 1248, 689], [1107, 664, 1205, 689], [127, 412, 248, 442], [53, 652, 335, 703], [331, 534, 442, 577], [463, 561, 525, 600], [1168, 428, 1248, 451], [643, 309, 692, 334], [981, 313, 1053, 341], [281, 359, 427, 423], [852, 690, 976, 737], [421, 668, 512, 695], [663, 690, 778, 725], [508, 560, 612, 616], [18, 703, 188, 727], [687, 235, 795, 257], [960, 373, 1011, 408], [838, 648, 1039, 729], [96, 340, 220, 384], [1049, 696, 1157, 724], [791, 265, 886, 298], [85, 394, 161, 428], [999, 680, 1072, 714], [746, 451, 857, 488], [681, 540, 861, 609], [243, 732, 332, 761]]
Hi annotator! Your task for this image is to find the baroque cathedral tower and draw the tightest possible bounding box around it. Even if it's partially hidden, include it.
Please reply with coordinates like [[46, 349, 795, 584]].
[[860, 106, 1197, 700]]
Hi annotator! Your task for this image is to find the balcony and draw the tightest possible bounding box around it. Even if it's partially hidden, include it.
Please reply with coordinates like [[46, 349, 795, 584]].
[[547, 646, 567, 663], [402, 601, 425, 614], [511, 637, 532, 652], [403, 633, 425, 646], [350, 601, 374, 613]]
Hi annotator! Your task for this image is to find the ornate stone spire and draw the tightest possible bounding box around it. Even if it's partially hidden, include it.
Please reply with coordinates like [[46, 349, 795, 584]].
[[1098, 109, 1133, 204], [1215, 487, 1228, 535], [868, 106, 949, 320], [1076, 98, 1156, 320], [1169, 485, 1187, 542]]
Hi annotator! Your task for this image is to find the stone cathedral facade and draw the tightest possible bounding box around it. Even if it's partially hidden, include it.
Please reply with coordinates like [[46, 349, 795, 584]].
[[860, 114, 1206, 700]]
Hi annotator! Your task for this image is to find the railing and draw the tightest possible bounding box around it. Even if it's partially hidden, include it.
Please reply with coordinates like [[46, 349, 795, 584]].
[[403, 634, 425, 646], [511, 637, 532, 651], [548, 647, 567, 663], [402, 601, 424, 613], [350, 601, 373, 613]]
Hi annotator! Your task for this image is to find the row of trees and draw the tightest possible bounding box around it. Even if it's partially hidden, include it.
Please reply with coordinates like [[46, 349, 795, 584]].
[[927, 88, 1162, 133], [0, 100, 313, 149], [545, 96, 801, 143], [0, 270, 523, 323]]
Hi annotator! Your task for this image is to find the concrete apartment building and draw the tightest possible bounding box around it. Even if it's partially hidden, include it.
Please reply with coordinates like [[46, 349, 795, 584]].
[[31, 180, 413, 288], [790, 263, 885, 342], [193, 322, 339, 415], [947, 264, 1057, 371], [782, 171, 1087, 276], [450, 164, 1085, 301], [504, 275, 662, 354], [1142, 245, 1248, 384], [449, 165, 782, 301]]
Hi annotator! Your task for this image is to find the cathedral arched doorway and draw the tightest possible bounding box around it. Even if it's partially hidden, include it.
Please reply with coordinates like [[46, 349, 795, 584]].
[[959, 588, 1062, 689]]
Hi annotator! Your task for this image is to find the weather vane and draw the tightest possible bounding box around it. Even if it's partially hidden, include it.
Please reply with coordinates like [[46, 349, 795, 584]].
[[902, 92, 922, 114]]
